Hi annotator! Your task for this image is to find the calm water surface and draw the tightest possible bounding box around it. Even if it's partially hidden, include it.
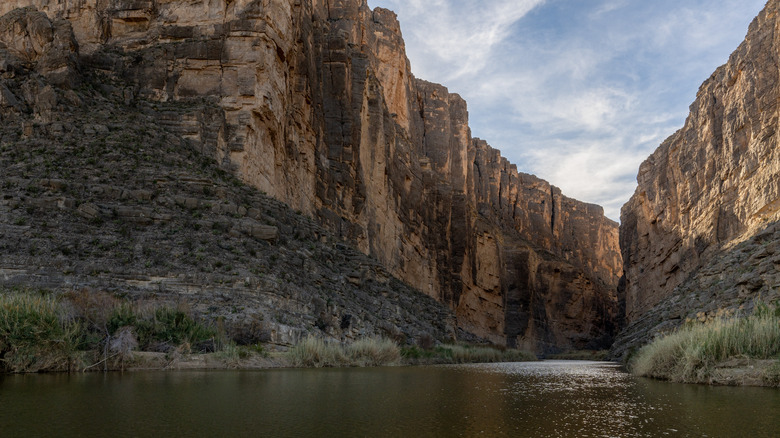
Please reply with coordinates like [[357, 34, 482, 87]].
[[1, 361, 778, 437]]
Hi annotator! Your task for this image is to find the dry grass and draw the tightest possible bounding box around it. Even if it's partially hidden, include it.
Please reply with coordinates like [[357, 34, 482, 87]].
[[287, 336, 400, 367], [631, 302, 780, 383], [346, 337, 401, 366]]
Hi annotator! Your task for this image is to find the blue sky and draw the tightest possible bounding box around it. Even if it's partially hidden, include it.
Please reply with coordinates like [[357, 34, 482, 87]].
[[366, 0, 766, 221]]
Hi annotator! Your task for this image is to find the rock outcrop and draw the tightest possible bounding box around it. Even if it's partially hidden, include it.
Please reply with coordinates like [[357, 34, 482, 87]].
[[615, 0, 780, 356], [0, 1, 622, 352], [0, 10, 456, 346]]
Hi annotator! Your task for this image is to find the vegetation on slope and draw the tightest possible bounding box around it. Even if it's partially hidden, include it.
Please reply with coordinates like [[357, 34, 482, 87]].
[[0, 54, 457, 347], [1, 288, 537, 373], [630, 301, 780, 385], [0, 288, 218, 373]]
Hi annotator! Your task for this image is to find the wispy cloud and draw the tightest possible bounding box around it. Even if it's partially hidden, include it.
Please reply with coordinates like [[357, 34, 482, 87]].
[[368, 0, 766, 220], [372, 0, 545, 81]]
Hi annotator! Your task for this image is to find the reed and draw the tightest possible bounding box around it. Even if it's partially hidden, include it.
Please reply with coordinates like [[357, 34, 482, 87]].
[[631, 302, 780, 383], [401, 343, 537, 364], [287, 336, 400, 367]]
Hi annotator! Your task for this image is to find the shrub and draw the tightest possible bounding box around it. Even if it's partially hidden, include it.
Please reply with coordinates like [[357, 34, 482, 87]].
[[439, 344, 536, 364], [107, 304, 216, 351], [0, 292, 81, 372], [401, 343, 536, 365]]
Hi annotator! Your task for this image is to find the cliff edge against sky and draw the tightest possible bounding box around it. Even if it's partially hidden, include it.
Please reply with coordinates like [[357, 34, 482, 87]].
[[614, 0, 780, 357], [0, 0, 622, 352]]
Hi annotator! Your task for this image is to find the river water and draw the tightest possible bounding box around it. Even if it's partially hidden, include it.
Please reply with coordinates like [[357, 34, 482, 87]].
[[1, 361, 778, 437]]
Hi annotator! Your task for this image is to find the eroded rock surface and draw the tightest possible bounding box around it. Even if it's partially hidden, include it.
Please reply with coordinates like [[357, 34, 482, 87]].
[[0, 1, 622, 352], [0, 14, 456, 346], [615, 0, 780, 356]]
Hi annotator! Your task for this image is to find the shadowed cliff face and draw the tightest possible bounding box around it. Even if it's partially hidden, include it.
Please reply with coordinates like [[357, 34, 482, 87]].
[[0, 0, 623, 352], [615, 0, 780, 355], [621, 0, 780, 320]]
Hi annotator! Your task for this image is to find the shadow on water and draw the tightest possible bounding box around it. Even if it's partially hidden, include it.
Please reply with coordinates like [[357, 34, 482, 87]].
[[1, 361, 778, 437]]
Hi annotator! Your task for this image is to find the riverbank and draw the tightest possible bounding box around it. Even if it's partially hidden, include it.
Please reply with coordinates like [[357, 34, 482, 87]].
[[629, 302, 780, 387], [0, 289, 538, 373], [0, 341, 540, 373]]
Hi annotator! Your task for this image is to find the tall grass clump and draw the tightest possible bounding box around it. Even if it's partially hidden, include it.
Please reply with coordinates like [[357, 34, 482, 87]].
[[631, 302, 780, 383], [287, 336, 345, 367], [0, 292, 81, 373], [287, 336, 400, 367], [346, 337, 400, 366]]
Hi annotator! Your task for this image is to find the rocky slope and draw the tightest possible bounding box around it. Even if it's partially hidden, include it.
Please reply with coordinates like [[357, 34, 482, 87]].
[[615, 0, 780, 356], [0, 1, 622, 352], [0, 8, 458, 347]]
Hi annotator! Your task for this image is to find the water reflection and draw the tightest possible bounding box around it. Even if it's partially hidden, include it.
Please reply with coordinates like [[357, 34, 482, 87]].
[[1, 361, 778, 437]]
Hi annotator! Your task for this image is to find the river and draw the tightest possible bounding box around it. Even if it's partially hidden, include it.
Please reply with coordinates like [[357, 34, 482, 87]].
[[1, 361, 778, 437]]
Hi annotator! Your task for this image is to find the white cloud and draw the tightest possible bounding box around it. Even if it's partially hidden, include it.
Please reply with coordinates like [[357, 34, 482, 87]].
[[368, 0, 766, 221], [370, 0, 545, 81]]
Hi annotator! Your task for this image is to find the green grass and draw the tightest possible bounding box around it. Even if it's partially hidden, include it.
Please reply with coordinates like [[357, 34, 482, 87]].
[[631, 302, 780, 383], [0, 292, 81, 373], [106, 304, 216, 351], [0, 288, 220, 373], [401, 343, 537, 365]]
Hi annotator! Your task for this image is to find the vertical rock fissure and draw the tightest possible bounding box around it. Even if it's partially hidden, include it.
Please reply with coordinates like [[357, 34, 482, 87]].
[[550, 186, 556, 233]]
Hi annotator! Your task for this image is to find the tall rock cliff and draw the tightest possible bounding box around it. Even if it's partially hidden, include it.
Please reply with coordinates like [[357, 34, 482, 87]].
[[0, 0, 622, 352], [615, 0, 780, 356]]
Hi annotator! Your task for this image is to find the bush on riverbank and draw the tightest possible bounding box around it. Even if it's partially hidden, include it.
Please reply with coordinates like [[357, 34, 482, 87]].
[[401, 343, 537, 364], [0, 292, 81, 373], [287, 336, 400, 367], [0, 288, 219, 372], [288, 337, 537, 368], [631, 301, 780, 383], [105, 303, 217, 352]]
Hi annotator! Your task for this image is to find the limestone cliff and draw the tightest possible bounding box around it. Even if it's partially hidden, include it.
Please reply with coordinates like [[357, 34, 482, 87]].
[[0, 7, 457, 346], [615, 0, 780, 355], [0, 0, 622, 352]]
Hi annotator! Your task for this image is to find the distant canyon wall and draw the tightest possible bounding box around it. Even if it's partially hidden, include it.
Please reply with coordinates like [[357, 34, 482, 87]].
[[616, 0, 780, 353], [0, 0, 622, 351]]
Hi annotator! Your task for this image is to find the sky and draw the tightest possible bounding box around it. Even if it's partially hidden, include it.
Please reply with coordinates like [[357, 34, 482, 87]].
[[366, 0, 767, 221]]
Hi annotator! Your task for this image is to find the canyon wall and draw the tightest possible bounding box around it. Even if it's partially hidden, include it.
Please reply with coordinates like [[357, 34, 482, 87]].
[[615, 0, 780, 355], [0, 0, 622, 351]]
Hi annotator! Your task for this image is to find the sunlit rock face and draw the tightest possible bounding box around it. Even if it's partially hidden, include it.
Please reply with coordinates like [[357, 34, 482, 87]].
[[615, 0, 780, 356], [0, 0, 623, 352]]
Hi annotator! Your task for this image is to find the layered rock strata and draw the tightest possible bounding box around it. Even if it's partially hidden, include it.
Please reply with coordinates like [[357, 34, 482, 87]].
[[0, 14, 456, 346], [616, 0, 780, 354], [0, 1, 622, 351]]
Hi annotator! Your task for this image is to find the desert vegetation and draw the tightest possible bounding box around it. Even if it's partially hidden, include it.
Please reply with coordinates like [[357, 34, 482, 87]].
[[0, 288, 219, 373], [400, 343, 537, 365], [1, 288, 538, 373], [0, 291, 81, 373], [286, 336, 537, 367], [630, 301, 780, 385], [287, 336, 401, 367]]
